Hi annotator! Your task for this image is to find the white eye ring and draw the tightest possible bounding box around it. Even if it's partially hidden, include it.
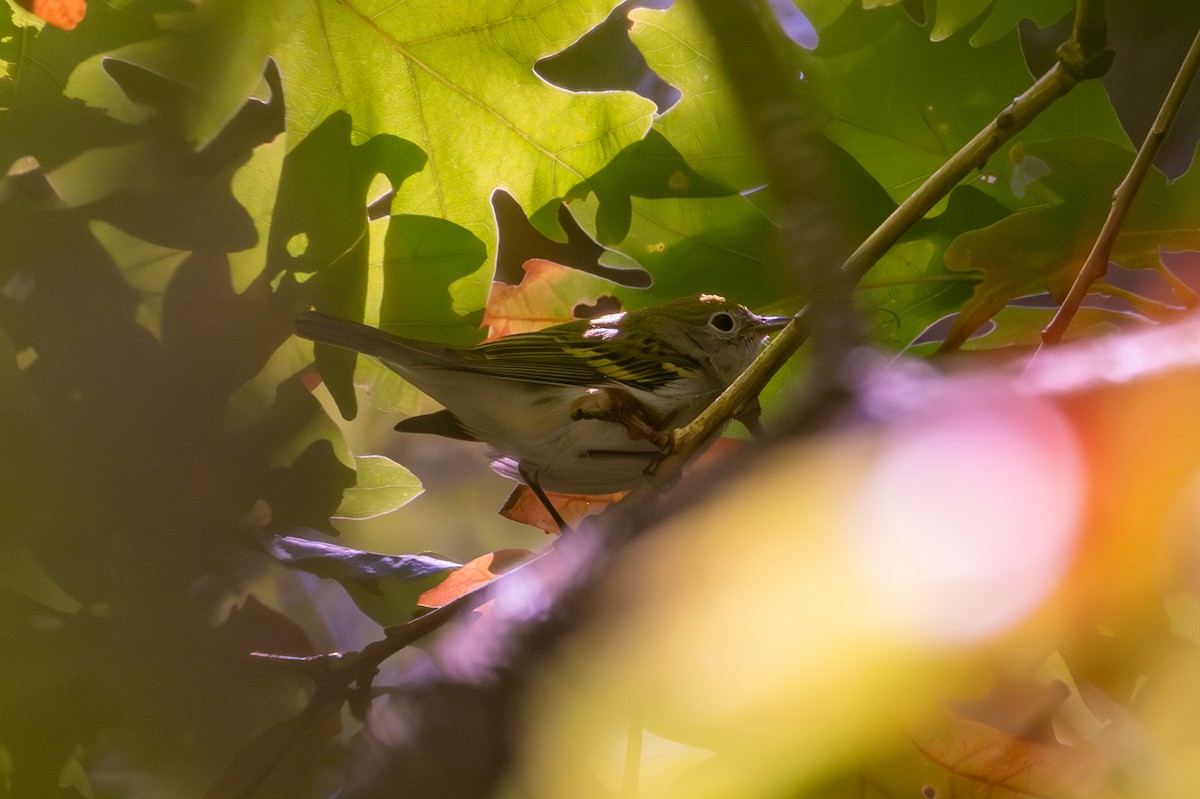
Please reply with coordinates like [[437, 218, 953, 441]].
[[709, 311, 736, 333]]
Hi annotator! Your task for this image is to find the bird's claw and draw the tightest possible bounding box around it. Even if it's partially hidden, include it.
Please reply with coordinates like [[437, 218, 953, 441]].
[[570, 387, 673, 452]]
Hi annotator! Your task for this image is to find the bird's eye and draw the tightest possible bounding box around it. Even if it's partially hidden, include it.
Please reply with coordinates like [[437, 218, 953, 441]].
[[709, 312, 736, 332]]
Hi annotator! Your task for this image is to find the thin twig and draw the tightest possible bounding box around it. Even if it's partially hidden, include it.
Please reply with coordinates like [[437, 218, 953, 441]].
[[844, 26, 1112, 281], [1156, 260, 1200, 307], [1091, 281, 1188, 320], [335, 2, 1120, 793], [1066, 0, 1110, 70], [228, 555, 536, 798], [645, 309, 809, 490], [1042, 24, 1200, 344], [645, 0, 1113, 491], [253, 573, 499, 686]]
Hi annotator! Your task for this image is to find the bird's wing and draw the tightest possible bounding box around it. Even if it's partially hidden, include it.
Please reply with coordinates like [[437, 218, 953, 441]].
[[297, 311, 695, 389], [463, 323, 696, 390], [454, 323, 615, 386]]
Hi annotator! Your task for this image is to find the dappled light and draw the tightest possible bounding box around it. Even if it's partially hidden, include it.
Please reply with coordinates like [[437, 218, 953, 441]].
[[4, 0, 1200, 797]]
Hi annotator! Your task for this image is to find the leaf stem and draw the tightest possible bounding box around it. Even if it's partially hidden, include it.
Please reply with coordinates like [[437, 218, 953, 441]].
[[1042, 23, 1200, 344]]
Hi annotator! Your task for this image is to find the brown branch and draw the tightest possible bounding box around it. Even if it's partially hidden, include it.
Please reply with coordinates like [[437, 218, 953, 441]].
[[844, 2, 1112, 283], [337, 2, 1122, 794], [644, 308, 809, 491], [695, 0, 862, 392], [224, 561, 524, 799], [649, 0, 1114, 491], [1042, 23, 1200, 344], [1064, 0, 1111, 74]]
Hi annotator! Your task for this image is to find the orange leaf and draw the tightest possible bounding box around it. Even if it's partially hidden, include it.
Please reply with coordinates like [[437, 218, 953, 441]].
[[416, 549, 531, 608], [497, 439, 746, 532], [500, 484, 625, 533], [482, 259, 616, 339], [913, 711, 1111, 798], [17, 0, 86, 30]]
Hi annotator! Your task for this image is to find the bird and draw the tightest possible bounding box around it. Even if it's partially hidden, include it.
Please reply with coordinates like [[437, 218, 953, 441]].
[[296, 294, 789, 522]]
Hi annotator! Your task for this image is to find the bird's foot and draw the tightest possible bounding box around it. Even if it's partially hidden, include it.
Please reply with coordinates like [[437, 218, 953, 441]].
[[570, 387, 673, 452]]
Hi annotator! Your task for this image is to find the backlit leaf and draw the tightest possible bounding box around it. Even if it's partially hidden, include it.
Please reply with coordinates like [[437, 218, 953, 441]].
[[275, 0, 655, 314], [912, 711, 1112, 798], [333, 455, 424, 521], [483, 259, 617, 339], [942, 139, 1200, 348], [267, 534, 458, 627], [417, 549, 532, 608]]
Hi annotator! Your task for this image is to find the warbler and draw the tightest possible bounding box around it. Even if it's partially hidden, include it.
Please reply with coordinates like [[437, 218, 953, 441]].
[[296, 294, 789, 499]]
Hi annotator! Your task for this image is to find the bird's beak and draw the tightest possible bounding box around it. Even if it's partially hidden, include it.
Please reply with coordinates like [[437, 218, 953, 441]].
[[750, 313, 793, 333]]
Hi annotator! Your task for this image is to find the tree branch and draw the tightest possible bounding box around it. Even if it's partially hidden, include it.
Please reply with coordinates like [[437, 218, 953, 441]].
[[652, 0, 1114, 490], [338, 2, 1121, 794], [223, 566, 515, 798], [844, 1, 1112, 283], [1042, 23, 1200, 344]]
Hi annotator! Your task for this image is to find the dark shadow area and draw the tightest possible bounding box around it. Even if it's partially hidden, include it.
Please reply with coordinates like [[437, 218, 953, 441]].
[[536, 0, 679, 113], [0, 47, 358, 796]]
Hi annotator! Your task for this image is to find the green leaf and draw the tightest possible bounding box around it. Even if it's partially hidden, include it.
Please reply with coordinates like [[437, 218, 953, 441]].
[[271, 111, 427, 418], [857, 185, 1005, 347], [89, 220, 189, 340], [333, 455, 424, 522], [266, 534, 456, 627], [630, 4, 764, 190], [0, 0, 153, 171], [941, 138, 1200, 348], [969, 0, 1074, 47], [795, 4, 1128, 208], [563, 2, 778, 247], [793, 0, 856, 34], [275, 0, 655, 289], [63, 0, 292, 148], [568, 130, 734, 247], [227, 124, 288, 294], [379, 215, 490, 344], [307, 214, 489, 420], [569, 192, 790, 309], [931, 0, 993, 42]]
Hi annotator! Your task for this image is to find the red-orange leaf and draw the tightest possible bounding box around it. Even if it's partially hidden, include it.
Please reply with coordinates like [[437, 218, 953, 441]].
[[482, 259, 616, 339], [17, 0, 86, 30], [417, 549, 531, 608], [498, 439, 746, 532], [913, 711, 1111, 798], [500, 484, 625, 533]]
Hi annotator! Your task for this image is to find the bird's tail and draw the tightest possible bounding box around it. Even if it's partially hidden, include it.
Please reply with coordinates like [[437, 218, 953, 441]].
[[295, 311, 443, 367]]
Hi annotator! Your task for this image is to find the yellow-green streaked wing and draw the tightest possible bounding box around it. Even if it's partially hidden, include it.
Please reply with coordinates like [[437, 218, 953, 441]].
[[457, 324, 698, 390]]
